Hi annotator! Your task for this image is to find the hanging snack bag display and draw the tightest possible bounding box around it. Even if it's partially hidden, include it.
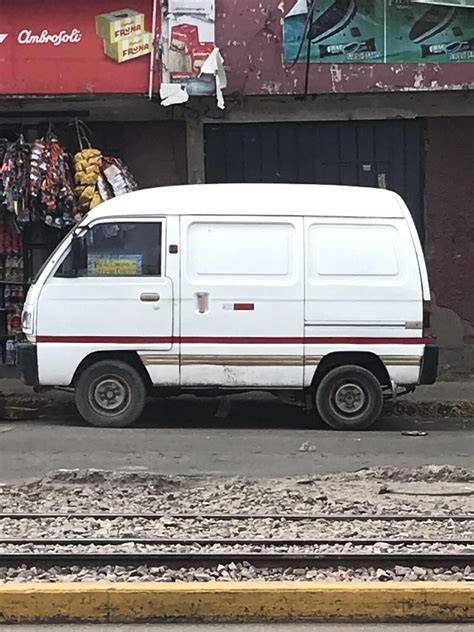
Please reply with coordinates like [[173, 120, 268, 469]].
[[0, 138, 31, 227], [72, 120, 104, 215], [29, 135, 76, 228], [74, 147, 103, 214], [0, 122, 139, 230], [102, 156, 138, 197], [72, 120, 138, 215]]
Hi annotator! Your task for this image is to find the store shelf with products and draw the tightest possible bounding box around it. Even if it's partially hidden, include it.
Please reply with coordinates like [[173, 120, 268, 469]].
[[0, 213, 24, 365], [0, 284, 24, 364], [0, 281, 29, 286]]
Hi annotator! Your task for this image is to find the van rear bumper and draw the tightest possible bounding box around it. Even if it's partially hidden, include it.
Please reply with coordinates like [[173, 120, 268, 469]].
[[419, 344, 439, 385], [16, 342, 39, 387]]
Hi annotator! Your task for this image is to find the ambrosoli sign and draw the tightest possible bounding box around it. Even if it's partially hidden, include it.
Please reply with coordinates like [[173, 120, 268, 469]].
[[0, 1, 159, 94]]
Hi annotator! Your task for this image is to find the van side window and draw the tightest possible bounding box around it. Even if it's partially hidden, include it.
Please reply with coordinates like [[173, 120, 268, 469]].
[[56, 222, 162, 277], [187, 222, 296, 281], [308, 224, 399, 277]]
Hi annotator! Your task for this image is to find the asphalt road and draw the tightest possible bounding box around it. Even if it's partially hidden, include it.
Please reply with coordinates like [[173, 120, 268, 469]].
[[0, 398, 472, 483]]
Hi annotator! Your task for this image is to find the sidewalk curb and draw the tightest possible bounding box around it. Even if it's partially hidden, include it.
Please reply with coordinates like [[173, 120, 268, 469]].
[[389, 401, 474, 418], [0, 582, 472, 623], [1, 398, 474, 422]]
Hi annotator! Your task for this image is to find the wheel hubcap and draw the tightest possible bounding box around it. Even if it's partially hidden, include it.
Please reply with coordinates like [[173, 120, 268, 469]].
[[334, 383, 366, 414], [90, 376, 130, 415]]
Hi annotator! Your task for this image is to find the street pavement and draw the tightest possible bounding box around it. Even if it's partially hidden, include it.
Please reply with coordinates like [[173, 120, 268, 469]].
[[0, 397, 472, 482]]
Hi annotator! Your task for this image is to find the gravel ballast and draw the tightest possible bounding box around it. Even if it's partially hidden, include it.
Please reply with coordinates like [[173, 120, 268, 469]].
[[1, 516, 471, 540], [1, 541, 471, 554], [1, 562, 473, 583], [0, 465, 472, 584]]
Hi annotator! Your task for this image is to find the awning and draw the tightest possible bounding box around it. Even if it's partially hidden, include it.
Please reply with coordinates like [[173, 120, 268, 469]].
[[413, 0, 474, 7]]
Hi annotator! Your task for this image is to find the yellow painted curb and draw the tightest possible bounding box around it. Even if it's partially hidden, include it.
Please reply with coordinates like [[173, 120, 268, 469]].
[[0, 581, 473, 623]]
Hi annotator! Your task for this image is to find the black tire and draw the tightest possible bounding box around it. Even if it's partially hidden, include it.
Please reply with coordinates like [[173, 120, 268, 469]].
[[315, 365, 383, 430], [75, 360, 146, 428]]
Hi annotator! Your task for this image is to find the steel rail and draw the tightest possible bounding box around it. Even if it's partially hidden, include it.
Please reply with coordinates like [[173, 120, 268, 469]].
[[0, 513, 472, 521], [0, 551, 471, 568], [1, 537, 473, 546]]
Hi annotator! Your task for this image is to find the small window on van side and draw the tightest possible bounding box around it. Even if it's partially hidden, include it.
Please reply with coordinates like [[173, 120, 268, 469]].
[[187, 221, 296, 280], [56, 222, 162, 277], [309, 224, 399, 277]]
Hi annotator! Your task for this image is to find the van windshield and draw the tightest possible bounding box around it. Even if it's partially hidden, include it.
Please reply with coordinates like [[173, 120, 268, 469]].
[[31, 226, 75, 284]]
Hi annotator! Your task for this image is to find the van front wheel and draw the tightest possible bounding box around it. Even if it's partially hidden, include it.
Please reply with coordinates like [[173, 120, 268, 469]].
[[76, 360, 146, 428], [315, 365, 383, 430]]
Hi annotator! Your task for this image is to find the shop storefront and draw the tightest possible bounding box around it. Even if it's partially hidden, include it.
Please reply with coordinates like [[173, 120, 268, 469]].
[[0, 112, 188, 368], [0, 0, 189, 367]]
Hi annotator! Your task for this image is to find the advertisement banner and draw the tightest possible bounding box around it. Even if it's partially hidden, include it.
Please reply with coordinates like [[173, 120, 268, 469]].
[[0, 1, 159, 94], [284, 0, 384, 63], [387, 0, 474, 62], [283, 0, 474, 64], [168, 0, 215, 15], [413, 0, 474, 6], [164, 1, 216, 96]]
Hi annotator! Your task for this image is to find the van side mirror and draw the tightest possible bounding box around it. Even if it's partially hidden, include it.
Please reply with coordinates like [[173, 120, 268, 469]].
[[71, 233, 87, 275]]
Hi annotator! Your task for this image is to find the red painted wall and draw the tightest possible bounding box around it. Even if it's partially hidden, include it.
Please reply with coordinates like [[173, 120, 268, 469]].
[[216, 0, 474, 95], [425, 117, 474, 324], [0, 0, 159, 94], [425, 117, 474, 376], [2, 1, 473, 96]]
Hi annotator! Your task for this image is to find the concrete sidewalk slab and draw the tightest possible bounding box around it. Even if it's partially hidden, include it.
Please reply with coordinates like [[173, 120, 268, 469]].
[[406, 383, 474, 403], [0, 379, 473, 420], [1, 379, 472, 403], [1, 379, 473, 401]]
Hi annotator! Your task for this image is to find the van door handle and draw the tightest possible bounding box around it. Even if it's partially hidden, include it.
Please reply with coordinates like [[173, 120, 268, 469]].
[[140, 292, 160, 302], [196, 292, 209, 314]]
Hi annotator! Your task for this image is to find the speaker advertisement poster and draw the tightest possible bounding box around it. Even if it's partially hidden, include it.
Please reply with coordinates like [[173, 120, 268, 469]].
[[283, 0, 474, 64]]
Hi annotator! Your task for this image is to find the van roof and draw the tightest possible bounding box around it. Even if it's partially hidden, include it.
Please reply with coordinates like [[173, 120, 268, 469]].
[[87, 183, 407, 220]]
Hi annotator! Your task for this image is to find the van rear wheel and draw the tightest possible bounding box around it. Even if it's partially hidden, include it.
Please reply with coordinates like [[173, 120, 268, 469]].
[[315, 365, 383, 430], [75, 360, 146, 428]]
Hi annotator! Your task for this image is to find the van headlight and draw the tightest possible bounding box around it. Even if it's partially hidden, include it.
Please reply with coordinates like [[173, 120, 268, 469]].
[[22, 307, 34, 335]]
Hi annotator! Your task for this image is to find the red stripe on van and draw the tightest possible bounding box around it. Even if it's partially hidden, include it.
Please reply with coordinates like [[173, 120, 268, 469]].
[[37, 336, 172, 344], [37, 335, 428, 345], [234, 303, 255, 311]]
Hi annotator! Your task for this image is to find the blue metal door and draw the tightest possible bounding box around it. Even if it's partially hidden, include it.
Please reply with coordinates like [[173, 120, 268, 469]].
[[204, 120, 425, 239]]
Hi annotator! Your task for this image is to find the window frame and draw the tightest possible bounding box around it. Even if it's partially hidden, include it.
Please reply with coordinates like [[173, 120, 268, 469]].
[[54, 216, 166, 280]]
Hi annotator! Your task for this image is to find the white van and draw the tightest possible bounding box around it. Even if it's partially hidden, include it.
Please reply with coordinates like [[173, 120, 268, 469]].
[[18, 184, 438, 430]]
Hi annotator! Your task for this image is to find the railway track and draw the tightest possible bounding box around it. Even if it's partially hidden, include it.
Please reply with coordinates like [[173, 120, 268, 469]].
[[0, 513, 472, 569], [2, 537, 473, 545], [1, 513, 472, 520], [0, 551, 471, 568]]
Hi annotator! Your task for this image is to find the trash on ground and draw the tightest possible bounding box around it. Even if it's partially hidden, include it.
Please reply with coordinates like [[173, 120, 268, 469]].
[[299, 441, 316, 452]]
